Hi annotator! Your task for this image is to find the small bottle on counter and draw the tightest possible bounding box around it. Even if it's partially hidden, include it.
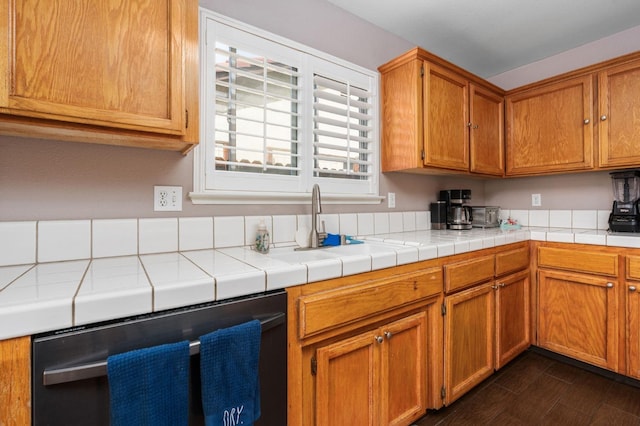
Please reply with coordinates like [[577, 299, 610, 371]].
[[255, 219, 270, 253]]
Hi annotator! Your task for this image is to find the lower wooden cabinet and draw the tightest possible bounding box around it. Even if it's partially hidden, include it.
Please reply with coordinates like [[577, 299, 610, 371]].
[[628, 282, 640, 380], [288, 263, 444, 426], [0, 336, 31, 425], [495, 269, 531, 369], [537, 269, 619, 371], [315, 312, 427, 426], [443, 282, 495, 405]]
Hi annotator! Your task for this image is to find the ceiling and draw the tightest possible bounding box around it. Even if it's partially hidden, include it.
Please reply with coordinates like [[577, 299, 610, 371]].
[[327, 0, 640, 78]]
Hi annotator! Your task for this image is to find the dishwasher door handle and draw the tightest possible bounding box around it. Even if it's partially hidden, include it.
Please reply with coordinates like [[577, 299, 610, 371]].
[[42, 311, 285, 386]]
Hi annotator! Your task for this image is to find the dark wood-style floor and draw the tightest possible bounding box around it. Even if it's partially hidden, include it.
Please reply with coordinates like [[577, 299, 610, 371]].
[[414, 349, 640, 425]]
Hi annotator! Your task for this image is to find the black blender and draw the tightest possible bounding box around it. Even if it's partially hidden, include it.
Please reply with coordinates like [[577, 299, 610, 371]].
[[609, 170, 640, 232]]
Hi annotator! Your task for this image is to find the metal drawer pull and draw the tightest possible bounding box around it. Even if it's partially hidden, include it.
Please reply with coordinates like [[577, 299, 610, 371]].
[[630, 286, 637, 292], [384, 331, 393, 339], [42, 312, 285, 386], [607, 282, 614, 288], [375, 336, 384, 344]]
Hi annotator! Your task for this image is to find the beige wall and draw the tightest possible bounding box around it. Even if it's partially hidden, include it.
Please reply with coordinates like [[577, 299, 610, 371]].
[[1, 0, 639, 221]]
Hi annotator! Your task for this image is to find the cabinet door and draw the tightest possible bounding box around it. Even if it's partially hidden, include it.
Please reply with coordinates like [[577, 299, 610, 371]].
[[444, 282, 494, 405], [628, 283, 640, 379], [469, 84, 504, 176], [495, 270, 530, 369], [538, 270, 618, 371], [0, 336, 31, 425], [505, 76, 594, 175], [598, 60, 640, 168], [380, 58, 424, 172], [423, 62, 469, 171], [381, 312, 427, 426], [315, 331, 380, 426], [1, 0, 186, 135]]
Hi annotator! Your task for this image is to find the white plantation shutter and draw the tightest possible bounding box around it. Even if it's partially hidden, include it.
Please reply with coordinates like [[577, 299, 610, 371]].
[[312, 75, 374, 181], [214, 44, 301, 176], [195, 13, 380, 202]]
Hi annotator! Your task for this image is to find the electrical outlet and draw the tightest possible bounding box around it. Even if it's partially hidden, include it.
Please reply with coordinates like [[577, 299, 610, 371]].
[[154, 186, 183, 211], [531, 193, 542, 207], [388, 192, 396, 209]]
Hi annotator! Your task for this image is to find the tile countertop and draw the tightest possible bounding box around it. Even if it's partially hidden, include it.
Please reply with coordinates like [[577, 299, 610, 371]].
[[2, 226, 640, 341]]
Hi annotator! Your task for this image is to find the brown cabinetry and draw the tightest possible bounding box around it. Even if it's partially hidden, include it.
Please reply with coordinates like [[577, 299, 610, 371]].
[[379, 48, 504, 176], [0, 0, 198, 152], [0, 336, 31, 425], [442, 242, 530, 405], [288, 264, 443, 426], [505, 76, 594, 175], [444, 282, 495, 405], [626, 255, 640, 379], [315, 312, 427, 426], [598, 59, 640, 168], [537, 245, 620, 371]]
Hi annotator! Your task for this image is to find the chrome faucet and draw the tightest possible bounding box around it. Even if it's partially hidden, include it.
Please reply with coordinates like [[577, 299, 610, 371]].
[[310, 184, 326, 248]]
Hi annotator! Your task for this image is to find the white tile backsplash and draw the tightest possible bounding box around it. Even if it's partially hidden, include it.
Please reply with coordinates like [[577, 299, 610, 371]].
[[597, 210, 611, 230], [571, 210, 597, 229], [272, 215, 296, 244], [0, 221, 36, 266], [529, 210, 550, 227], [402, 212, 416, 232], [38, 220, 91, 262], [416, 211, 430, 231], [357, 213, 375, 235], [1, 209, 629, 270], [549, 210, 572, 228], [244, 216, 273, 247], [339, 213, 358, 236], [214, 216, 245, 248], [389, 212, 404, 233], [139, 218, 178, 254], [93, 219, 138, 258]]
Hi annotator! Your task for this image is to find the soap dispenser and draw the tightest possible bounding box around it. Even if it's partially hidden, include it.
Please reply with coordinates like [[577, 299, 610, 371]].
[[255, 219, 270, 254]]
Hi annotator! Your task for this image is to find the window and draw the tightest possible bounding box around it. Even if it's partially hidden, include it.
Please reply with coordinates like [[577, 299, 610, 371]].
[[191, 11, 381, 204]]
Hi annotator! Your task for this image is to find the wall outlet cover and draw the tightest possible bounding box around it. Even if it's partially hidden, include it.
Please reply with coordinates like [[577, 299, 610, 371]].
[[154, 186, 183, 211]]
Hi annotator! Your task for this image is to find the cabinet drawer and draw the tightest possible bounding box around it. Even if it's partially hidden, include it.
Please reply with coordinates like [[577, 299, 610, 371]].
[[538, 247, 618, 276], [627, 256, 640, 281], [444, 255, 494, 293], [298, 268, 442, 339], [495, 246, 529, 277]]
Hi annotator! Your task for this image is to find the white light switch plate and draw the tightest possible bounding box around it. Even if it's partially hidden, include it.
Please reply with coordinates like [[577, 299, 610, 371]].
[[388, 192, 396, 208], [154, 186, 183, 211], [531, 193, 542, 207]]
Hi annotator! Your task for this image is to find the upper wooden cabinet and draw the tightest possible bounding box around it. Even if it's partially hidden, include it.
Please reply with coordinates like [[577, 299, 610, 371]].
[[0, 0, 199, 152], [379, 48, 505, 176], [505, 75, 594, 176], [598, 59, 640, 168]]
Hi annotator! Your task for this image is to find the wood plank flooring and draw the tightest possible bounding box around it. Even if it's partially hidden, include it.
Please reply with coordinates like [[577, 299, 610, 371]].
[[414, 349, 640, 425]]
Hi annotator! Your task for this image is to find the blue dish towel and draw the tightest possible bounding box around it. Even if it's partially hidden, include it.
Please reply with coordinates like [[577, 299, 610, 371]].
[[107, 340, 190, 426], [200, 319, 262, 426]]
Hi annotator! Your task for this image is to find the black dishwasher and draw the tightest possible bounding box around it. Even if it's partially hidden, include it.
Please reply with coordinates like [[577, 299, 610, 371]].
[[32, 290, 287, 426]]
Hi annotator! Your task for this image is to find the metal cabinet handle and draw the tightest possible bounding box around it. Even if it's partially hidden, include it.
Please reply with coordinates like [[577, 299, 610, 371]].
[[584, 118, 590, 124], [384, 331, 393, 340], [499, 283, 506, 288], [467, 122, 472, 127], [601, 115, 608, 121], [375, 336, 384, 344], [492, 285, 498, 290], [630, 286, 637, 292], [607, 282, 614, 288]]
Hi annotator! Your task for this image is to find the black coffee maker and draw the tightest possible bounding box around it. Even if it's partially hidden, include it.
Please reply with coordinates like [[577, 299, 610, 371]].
[[609, 170, 640, 232], [439, 189, 472, 230]]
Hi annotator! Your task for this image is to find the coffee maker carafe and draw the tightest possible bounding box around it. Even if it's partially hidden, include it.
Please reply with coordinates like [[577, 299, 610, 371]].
[[609, 170, 640, 232], [439, 189, 472, 230]]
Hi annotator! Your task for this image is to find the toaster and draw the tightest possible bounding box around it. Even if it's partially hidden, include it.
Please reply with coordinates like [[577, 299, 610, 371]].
[[471, 206, 500, 228]]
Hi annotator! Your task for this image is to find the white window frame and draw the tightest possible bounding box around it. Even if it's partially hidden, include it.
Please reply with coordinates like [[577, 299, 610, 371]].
[[190, 10, 382, 205]]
